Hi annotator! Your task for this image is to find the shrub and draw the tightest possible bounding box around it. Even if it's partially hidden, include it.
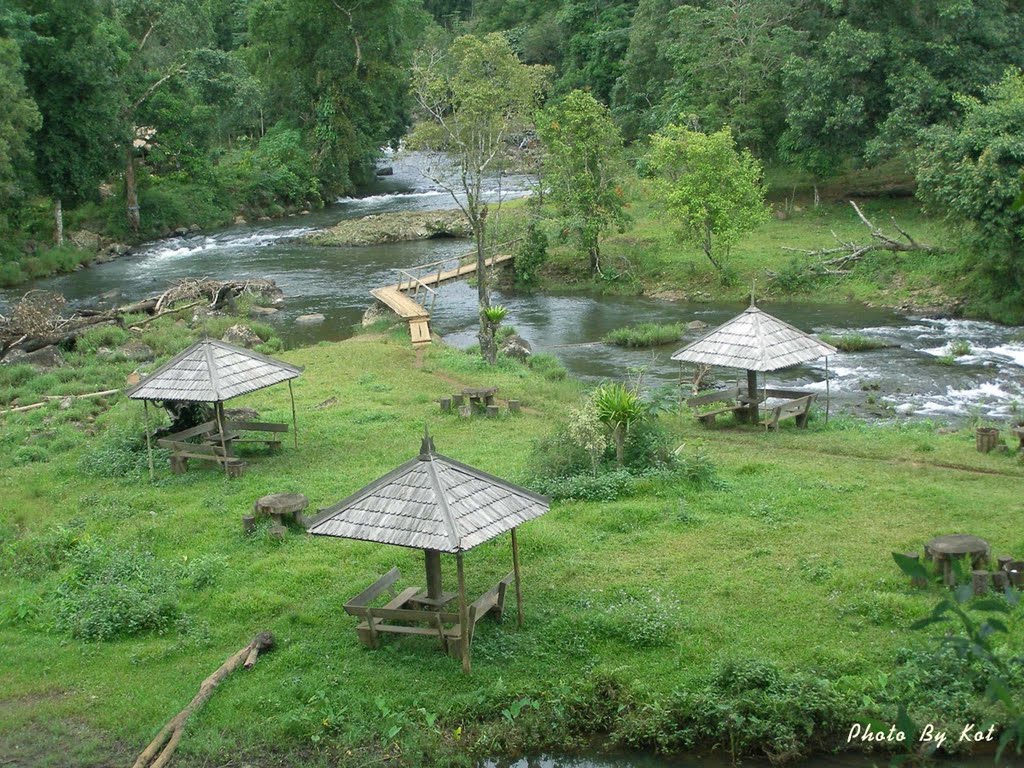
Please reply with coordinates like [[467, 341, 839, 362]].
[[53, 544, 181, 641], [77, 426, 157, 478], [513, 219, 548, 288], [604, 322, 683, 348], [1, 521, 84, 580], [532, 469, 635, 501], [949, 338, 972, 357], [528, 353, 567, 381], [76, 324, 130, 355]]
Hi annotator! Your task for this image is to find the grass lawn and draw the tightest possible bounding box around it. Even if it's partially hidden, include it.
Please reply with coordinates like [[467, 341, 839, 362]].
[[1, 329, 1023, 766]]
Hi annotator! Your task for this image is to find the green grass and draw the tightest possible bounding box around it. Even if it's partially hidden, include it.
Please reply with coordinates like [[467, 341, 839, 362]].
[[1, 332, 1023, 765], [603, 322, 684, 348], [819, 333, 893, 352]]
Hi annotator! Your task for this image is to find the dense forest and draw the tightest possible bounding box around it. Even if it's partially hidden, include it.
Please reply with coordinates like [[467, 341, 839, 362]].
[[2, 0, 1023, 316]]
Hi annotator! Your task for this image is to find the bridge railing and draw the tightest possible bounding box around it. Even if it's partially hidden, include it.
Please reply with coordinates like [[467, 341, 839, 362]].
[[395, 238, 522, 292]]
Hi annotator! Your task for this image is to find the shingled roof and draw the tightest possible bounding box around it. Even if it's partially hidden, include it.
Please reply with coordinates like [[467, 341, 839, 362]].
[[125, 339, 302, 402], [307, 435, 550, 553], [671, 305, 836, 372]]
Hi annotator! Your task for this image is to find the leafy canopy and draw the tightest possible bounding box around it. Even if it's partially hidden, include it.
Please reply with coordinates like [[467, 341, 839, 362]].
[[538, 89, 630, 276], [645, 124, 769, 272], [915, 70, 1024, 323]]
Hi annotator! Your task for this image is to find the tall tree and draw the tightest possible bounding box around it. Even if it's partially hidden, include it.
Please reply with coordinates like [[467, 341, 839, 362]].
[[538, 89, 629, 276], [0, 34, 40, 227], [610, 0, 677, 141], [22, 0, 128, 245], [915, 70, 1024, 323], [780, 0, 1024, 179], [646, 124, 769, 273], [409, 32, 548, 364], [247, 0, 427, 196]]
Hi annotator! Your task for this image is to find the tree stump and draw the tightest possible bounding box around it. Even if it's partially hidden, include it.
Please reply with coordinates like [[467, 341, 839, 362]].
[[975, 427, 999, 453], [993, 571, 1009, 591], [486, 404, 499, 418], [1009, 569, 1023, 589], [904, 552, 927, 588], [971, 570, 990, 596], [507, 399, 521, 413], [458, 405, 472, 418], [242, 514, 256, 535], [439, 397, 452, 413], [226, 461, 245, 479], [998, 555, 1014, 570], [170, 456, 188, 475], [269, 524, 287, 541], [452, 394, 464, 407], [253, 493, 309, 524]]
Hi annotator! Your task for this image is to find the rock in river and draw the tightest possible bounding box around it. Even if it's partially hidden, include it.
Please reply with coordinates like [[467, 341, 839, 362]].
[[500, 334, 533, 361], [222, 324, 263, 348], [306, 209, 471, 247], [295, 313, 325, 326]]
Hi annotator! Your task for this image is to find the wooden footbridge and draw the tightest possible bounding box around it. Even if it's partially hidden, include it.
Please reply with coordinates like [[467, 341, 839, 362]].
[[370, 247, 515, 347]]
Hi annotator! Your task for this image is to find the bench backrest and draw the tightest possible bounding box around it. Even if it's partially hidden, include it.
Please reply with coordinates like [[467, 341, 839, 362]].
[[344, 567, 401, 609], [687, 386, 740, 408], [225, 420, 289, 433]]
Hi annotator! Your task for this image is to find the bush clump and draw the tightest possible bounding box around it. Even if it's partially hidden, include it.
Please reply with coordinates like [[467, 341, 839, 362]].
[[53, 544, 181, 641], [604, 322, 684, 348], [77, 426, 158, 478], [819, 332, 891, 352]]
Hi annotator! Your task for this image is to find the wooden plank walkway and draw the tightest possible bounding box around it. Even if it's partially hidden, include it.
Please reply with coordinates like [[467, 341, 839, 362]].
[[370, 253, 514, 347]]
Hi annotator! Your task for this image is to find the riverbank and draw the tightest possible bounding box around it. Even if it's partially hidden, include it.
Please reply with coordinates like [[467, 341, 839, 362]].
[[1, 316, 1022, 766]]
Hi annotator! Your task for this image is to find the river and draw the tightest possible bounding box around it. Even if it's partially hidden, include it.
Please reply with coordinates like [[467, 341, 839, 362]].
[[3, 151, 1022, 423]]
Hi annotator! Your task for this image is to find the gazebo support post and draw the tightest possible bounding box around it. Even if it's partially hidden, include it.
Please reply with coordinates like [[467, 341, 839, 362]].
[[456, 552, 471, 673], [288, 379, 298, 449], [511, 527, 524, 627], [746, 369, 759, 424], [215, 401, 230, 477], [143, 400, 155, 481], [424, 549, 443, 601], [825, 356, 831, 425]]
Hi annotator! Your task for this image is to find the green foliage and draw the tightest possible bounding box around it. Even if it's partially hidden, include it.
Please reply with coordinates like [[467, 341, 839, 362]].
[[603, 322, 682, 348], [77, 425, 158, 479], [916, 70, 1024, 323], [538, 89, 630, 276], [533, 468, 635, 502], [53, 543, 181, 641], [0, 36, 40, 218], [593, 381, 648, 465], [527, 352, 568, 381], [513, 217, 549, 288], [646, 124, 770, 272], [818, 333, 890, 352]]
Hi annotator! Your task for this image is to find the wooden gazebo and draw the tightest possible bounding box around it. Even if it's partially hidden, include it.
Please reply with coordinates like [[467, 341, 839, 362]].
[[126, 339, 302, 478], [306, 431, 550, 672], [672, 301, 837, 427]]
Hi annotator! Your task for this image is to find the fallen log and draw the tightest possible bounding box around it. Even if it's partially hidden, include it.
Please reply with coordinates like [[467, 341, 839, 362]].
[[132, 631, 274, 768], [0, 389, 121, 417], [773, 200, 944, 281], [1, 279, 281, 362]]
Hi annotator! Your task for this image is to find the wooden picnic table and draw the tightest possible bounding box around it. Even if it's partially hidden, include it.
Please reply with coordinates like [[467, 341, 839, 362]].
[[926, 534, 991, 586]]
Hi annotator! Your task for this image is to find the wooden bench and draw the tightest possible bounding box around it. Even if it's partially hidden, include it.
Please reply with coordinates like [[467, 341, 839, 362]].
[[156, 420, 245, 477], [686, 386, 747, 425], [759, 394, 815, 430], [220, 420, 288, 451], [345, 568, 515, 656]]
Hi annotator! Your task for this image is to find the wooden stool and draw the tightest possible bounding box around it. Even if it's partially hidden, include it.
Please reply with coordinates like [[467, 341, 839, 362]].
[[254, 493, 309, 526]]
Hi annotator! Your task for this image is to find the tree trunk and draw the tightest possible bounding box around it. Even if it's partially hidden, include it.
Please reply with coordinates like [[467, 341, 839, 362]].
[[813, 184, 820, 209], [590, 241, 600, 277], [54, 198, 63, 247], [474, 209, 496, 365], [614, 426, 624, 466], [126, 145, 140, 233]]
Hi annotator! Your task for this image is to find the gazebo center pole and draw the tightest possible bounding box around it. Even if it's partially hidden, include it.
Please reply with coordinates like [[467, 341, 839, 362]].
[[215, 401, 230, 477], [456, 551, 471, 674], [511, 527, 524, 628], [288, 379, 298, 449], [424, 548, 443, 601], [143, 400, 155, 481], [746, 369, 759, 424]]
